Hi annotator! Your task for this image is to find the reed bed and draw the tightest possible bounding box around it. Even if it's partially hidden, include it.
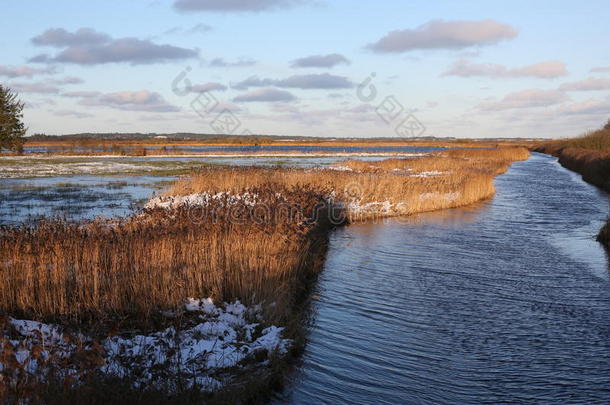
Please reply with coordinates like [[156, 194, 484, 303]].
[[167, 147, 530, 219], [0, 187, 332, 327]]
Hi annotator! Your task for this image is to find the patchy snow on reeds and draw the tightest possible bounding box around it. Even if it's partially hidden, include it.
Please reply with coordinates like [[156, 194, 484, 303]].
[[0, 298, 290, 392], [409, 170, 448, 178], [145, 191, 263, 210]]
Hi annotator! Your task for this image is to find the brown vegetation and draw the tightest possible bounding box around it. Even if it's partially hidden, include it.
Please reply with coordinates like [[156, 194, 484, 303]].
[[535, 120, 610, 191], [169, 147, 530, 220], [0, 187, 332, 403], [535, 120, 610, 249], [0, 188, 331, 327], [20, 137, 535, 156]]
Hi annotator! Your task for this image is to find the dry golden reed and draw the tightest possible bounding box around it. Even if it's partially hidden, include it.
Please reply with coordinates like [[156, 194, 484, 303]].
[[169, 147, 530, 219], [0, 188, 332, 327]]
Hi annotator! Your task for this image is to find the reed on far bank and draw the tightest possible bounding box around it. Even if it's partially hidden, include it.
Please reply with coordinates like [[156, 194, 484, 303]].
[[535, 120, 610, 250], [535, 120, 610, 192]]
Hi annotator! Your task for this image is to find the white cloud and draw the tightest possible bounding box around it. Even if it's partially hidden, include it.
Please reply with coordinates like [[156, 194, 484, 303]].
[[443, 60, 567, 78], [53, 109, 94, 119], [557, 98, 610, 115], [368, 19, 517, 53], [30, 28, 198, 65], [559, 77, 610, 91], [9, 82, 60, 94], [174, 0, 308, 12], [209, 57, 256, 67], [233, 73, 353, 90], [479, 89, 568, 111], [0, 65, 56, 78], [191, 82, 228, 92], [233, 88, 296, 102], [73, 90, 180, 112], [62, 91, 101, 98], [290, 53, 350, 68]]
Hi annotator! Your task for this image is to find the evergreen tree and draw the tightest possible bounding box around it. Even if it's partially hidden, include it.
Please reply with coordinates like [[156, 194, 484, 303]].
[[0, 85, 26, 152]]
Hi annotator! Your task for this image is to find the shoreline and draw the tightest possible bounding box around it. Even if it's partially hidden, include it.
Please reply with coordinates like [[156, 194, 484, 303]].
[[534, 146, 610, 248]]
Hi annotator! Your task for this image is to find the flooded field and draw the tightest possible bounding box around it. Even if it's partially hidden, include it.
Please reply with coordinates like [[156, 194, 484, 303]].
[[23, 145, 444, 155], [0, 154, 415, 224]]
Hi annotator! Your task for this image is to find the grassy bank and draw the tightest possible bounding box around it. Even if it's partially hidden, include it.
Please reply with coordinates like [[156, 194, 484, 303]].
[[535, 121, 610, 248], [534, 121, 610, 192], [0, 147, 529, 403]]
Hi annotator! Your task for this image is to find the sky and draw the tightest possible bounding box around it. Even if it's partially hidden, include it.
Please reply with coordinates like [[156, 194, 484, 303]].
[[1, 0, 609, 139]]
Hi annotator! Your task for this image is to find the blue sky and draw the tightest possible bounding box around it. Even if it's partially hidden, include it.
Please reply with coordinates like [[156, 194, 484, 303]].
[[2, 0, 609, 138]]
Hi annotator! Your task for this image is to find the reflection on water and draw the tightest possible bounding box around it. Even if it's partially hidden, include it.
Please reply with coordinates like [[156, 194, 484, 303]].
[[274, 153, 610, 404]]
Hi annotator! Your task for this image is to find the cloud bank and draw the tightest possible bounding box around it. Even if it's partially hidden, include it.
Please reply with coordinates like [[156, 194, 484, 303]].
[[233, 88, 296, 102], [233, 73, 353, 90], [291, 53, 350, 68], [443, 60, 567, 78], [0, 65, 56, 78], [479, 89, 567, 111], [30, 28, 198, 65], [559, 77, 610, 91], [174, 0, 307, 12], [70, 90, 180, 112], [368, 19, 517, 53]]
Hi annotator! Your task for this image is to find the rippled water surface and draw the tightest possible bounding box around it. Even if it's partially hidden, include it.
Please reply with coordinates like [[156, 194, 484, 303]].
[[274, 154, 610, 404]]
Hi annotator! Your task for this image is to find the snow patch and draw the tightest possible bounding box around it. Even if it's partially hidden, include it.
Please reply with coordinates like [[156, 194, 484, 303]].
[[145, 192, 263, 210], [0, 298, 291, 393]]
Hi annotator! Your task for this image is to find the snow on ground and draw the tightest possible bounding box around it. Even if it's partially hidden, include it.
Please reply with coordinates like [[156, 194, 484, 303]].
[[409, 170, 449, 178], [0, 161, 163, 178], [327, 166, 354, 172], [145, 192, 266, 210], [0, 299, 291, 392]]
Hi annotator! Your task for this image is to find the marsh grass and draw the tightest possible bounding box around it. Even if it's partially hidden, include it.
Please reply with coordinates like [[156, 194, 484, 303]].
[[168, 147, 530, 220], [0, 187, 332, 329], [536, 121, 610, 192]]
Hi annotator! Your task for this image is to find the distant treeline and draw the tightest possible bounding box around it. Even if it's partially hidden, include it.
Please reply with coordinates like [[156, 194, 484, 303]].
[[26, 133, 457, 144]]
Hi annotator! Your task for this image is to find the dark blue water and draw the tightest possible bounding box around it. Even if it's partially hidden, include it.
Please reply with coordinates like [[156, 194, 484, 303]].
[[23, 145, 443, 154], [274, 153, 610, 404]]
